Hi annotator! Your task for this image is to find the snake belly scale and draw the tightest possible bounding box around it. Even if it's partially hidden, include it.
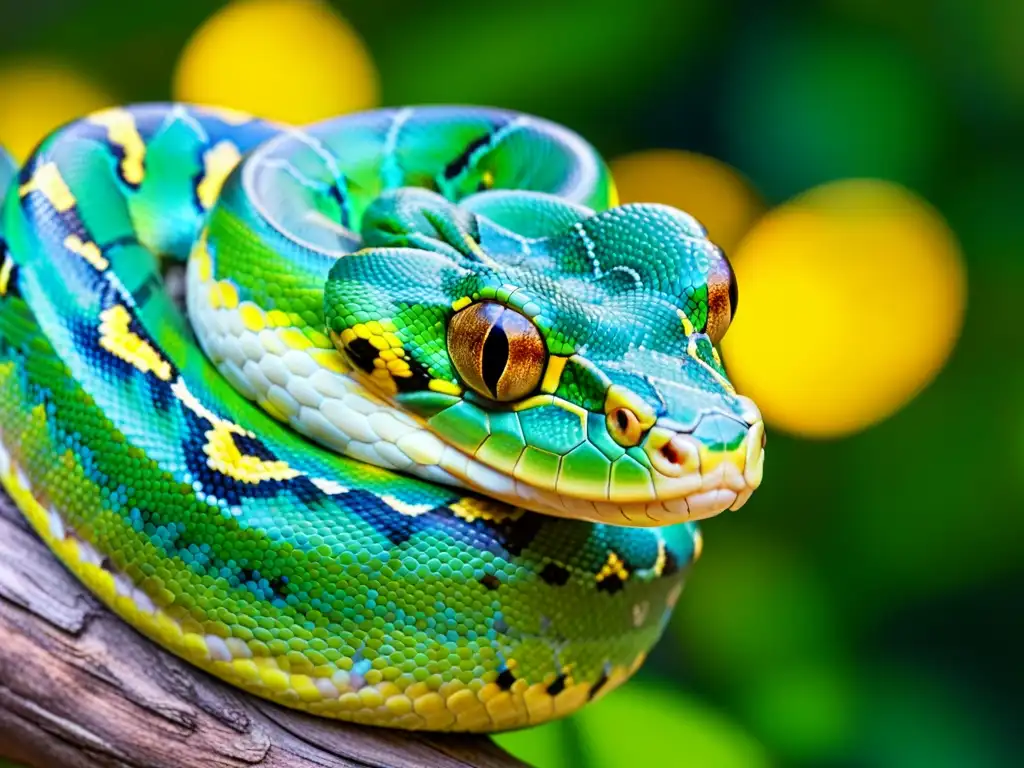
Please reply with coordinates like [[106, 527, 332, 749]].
[[0, 104, 764, 732]]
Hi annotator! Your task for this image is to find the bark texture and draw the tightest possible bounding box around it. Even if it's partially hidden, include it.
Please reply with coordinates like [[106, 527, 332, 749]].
[[0, 491, 525, 768]]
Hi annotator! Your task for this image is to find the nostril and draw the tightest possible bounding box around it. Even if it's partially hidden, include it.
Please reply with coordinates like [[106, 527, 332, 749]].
[[660, 442, 681, 465], [649, 432, 699, 478], [761, 428, 767, 449]]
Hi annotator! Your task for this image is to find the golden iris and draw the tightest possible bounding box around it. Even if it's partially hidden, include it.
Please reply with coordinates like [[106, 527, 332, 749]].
[[448, 302, 546, 402]]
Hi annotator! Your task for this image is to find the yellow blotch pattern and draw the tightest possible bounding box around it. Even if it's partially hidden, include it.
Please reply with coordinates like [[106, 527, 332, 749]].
[[88, 108, 146, 186], [596, 551, 630, 585], [451, 497, 525, 524], [337, 320, 410, 394], [64, 235, 109, 271], [97, 305, 173, 381], [169, 378, 300, 485], [427, 379, 462, 397], [539, 355, 569, 394], [192, 234, 214, 282], [196, 140, 243, 210], [19, 162, 77, 212], [652, 539, 668, 577], [203, 422, 300, 484], [0, 258, 13, 296]]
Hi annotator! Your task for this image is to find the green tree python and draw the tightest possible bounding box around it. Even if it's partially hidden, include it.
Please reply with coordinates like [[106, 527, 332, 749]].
[[0, 105, 764, 732]]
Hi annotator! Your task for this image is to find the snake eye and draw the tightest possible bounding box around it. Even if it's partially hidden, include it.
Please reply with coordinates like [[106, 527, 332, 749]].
[[705, 252, 738, 344], [607, 406, 644, 447], [448, 301, 546, 402]]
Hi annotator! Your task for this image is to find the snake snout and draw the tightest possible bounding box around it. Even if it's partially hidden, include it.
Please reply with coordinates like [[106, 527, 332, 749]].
[[637, 399, 765, 524]]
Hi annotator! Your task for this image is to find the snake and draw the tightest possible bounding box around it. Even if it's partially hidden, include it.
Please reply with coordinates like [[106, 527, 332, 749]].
[[0, 104, 764, 732]]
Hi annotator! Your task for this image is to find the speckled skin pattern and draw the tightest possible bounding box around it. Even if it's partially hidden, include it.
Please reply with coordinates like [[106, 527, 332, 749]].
[[0, 105, 763, 731]]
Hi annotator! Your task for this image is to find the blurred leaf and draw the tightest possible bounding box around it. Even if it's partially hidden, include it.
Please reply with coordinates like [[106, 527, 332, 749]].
[[720, 24, 946, 201], [493, 719, 574, 768], [832, 333, 1024, 607], [0, 0, 216, 101], [943, 158, 1024, 274], [855, 665, 1015, 768], [574, 682, 769, 768], [740, 661, 856, 764], [936, 0, 1024, 118], [376, 0, 720, 121], [672, 532, 843, 684]]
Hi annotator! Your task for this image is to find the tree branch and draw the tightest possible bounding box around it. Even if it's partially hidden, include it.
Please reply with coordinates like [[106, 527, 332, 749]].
[[0, 490, 525, 768]]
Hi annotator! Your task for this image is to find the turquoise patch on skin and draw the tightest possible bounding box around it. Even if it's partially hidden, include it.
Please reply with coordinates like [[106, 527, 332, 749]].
[[692, 412, 748, 451], [626, 446, 654, 470], [691, 335, 726, 375], [518, 404, 585, 454], [587, 412, 627, 462]]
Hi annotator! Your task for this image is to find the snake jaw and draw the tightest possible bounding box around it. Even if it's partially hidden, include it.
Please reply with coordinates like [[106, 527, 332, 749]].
[[416, 401, 765, 527]]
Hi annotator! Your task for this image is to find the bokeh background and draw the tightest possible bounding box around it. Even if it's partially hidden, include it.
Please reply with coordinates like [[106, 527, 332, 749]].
[[0, 1, 1020, 766]]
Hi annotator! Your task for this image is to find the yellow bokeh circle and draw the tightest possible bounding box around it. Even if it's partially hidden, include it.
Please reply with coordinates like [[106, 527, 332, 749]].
[[611, 150, 764, 255], [173, 0, 379, 124], [0, 61, 114, 161], [722, 179, 966, 438]]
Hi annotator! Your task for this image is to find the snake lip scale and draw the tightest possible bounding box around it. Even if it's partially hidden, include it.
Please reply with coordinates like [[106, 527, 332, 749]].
[[0, 104, 763, 732]]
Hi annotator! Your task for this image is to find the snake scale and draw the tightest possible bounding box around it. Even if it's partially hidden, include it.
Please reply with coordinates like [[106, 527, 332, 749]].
[[0, 104, 763, 732]]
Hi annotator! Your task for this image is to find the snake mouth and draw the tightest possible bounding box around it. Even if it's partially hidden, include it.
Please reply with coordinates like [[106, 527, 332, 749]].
[[421, 400, 766, 527]]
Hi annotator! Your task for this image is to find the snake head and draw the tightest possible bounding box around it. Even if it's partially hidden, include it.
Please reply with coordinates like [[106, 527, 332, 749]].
[[324, 189, 764, 526]]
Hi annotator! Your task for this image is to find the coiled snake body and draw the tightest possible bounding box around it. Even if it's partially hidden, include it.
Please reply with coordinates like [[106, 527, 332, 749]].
[[0, 105, 763, 731]]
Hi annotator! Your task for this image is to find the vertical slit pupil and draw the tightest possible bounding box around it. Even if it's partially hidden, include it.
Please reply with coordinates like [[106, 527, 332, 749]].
[[728, 266, 739, 319], [616, 409, 629, 431], [481, 316, 510, 398]]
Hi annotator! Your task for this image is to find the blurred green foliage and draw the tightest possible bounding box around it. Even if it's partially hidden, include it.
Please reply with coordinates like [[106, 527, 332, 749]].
[[720, 25, 945, 200], [0, 1, 1021, 766]]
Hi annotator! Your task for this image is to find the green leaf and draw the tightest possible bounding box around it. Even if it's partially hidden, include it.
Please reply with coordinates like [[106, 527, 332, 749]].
[[574, 682, 769, 768], [494, 719, 574, 768]]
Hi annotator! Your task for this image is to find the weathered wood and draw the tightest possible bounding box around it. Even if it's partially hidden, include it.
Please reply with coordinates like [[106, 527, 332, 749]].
[[0, 490, 526, 768]]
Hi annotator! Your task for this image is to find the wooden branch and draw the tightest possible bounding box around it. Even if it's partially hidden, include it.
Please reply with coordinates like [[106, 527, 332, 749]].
[[0, 490, 526, 768]]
